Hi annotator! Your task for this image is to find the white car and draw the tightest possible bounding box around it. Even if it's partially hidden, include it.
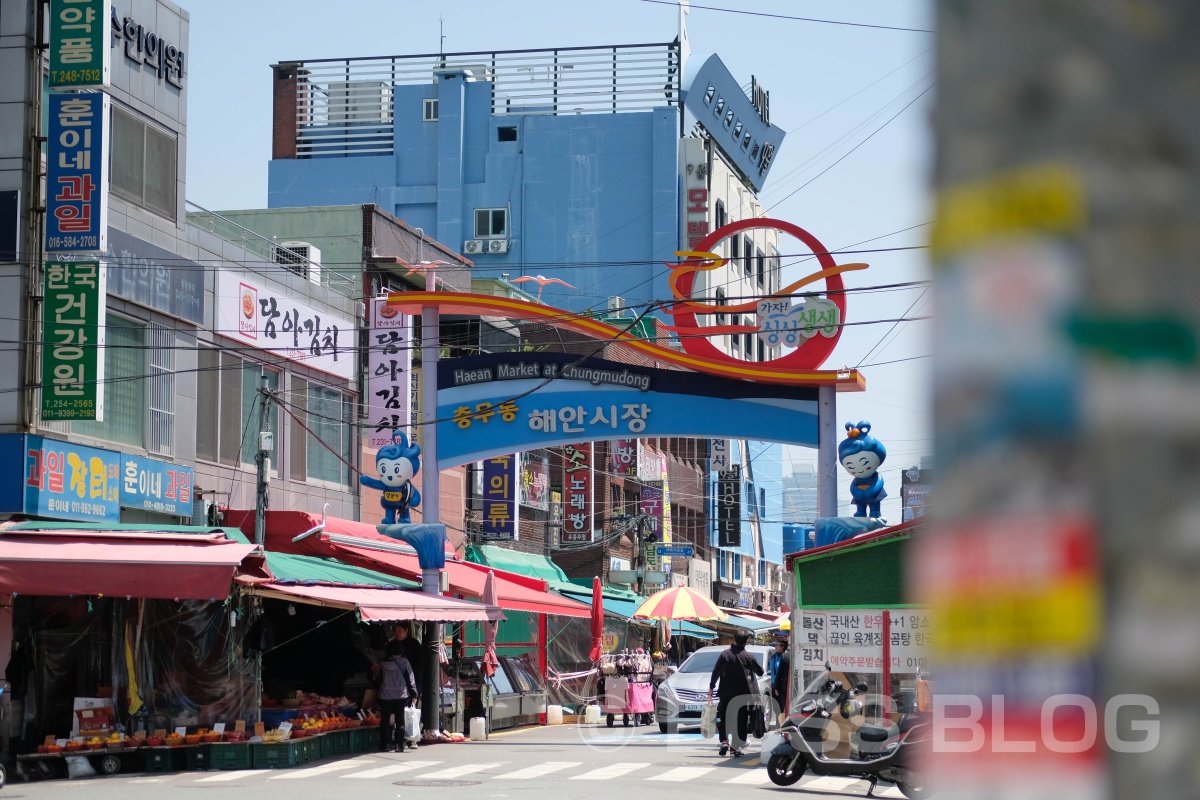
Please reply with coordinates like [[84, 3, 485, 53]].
[[654, 644, 774, 734]]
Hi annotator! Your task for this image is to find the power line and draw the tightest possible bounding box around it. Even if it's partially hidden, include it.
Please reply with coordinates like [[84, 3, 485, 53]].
[[637, 0, 934, 33]]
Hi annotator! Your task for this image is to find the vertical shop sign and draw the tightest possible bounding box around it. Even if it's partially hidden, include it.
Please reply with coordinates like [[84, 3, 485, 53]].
[[710, 438, 730, 471], [609, 438, 638, 476], [368, 297, 411, 447], [519, 452, 549, 510], [562, 443, 593, 543], [660, 463, 673, 569], [639, 482, 664, 541], [716, 465, 742, 547], [46, 93, 108, 252], [682, 137, 710, 249], [41, 261, 105, 421], [481, 453, 517, 539], [548, 490, 563, 548], [49, 0, 111, 88]]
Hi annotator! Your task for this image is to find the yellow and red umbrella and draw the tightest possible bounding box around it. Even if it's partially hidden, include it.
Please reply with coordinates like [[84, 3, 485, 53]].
[[632, 585, 728, 622]]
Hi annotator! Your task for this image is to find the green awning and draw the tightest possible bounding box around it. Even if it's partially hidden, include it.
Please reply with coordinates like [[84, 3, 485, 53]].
[[792, 531, 911, 607], [263, 550, 419, 588], [464, 544, 570, 585]]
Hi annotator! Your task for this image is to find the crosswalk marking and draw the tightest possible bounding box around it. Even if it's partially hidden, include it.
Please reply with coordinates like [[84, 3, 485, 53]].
[[343, 761, 442, 779], [569, 762, 651, 781], [804, 776, 863, 791], [724, 769, 773, 785], [268, 760, 375, 780], [494, 761, 581, 780], [418, 762, 504, 780], [648, 766, 714, 782], [196, 769, 269, 782]]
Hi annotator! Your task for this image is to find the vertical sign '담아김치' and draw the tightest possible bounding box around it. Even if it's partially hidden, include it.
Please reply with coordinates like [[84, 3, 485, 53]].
[[41, 261, 106, 421], [561, 443, 593, 543], [49, 0, 110, 88], [46, 93, 108, 253], [368, 298, 411, 447]]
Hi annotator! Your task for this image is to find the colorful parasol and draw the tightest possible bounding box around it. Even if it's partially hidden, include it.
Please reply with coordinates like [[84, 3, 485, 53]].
[[632, 585, 728, 622]]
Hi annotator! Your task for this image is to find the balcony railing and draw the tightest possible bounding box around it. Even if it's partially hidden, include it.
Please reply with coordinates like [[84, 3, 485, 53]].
[[288, 42, 682, 159]]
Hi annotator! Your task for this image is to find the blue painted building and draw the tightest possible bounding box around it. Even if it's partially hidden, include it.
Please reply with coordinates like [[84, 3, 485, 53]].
[[266, 41, 791, 608]]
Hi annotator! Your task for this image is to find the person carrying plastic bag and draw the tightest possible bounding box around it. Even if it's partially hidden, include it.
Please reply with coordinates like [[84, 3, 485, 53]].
[[376, 639, 420, 752], [706, 632, 764, 757]]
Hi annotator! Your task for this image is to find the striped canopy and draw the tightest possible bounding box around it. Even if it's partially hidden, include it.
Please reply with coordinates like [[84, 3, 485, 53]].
[[632, 585, 728, 622]]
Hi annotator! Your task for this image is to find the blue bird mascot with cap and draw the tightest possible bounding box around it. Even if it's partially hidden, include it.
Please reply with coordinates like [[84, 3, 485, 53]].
[[837, 420, 887, 518], [360, 431, 422, 524]]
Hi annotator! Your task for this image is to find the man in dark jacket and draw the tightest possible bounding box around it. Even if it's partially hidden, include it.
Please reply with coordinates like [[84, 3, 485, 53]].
[[707, 632, 764, 756], [377, 640, 419, 752], [769, 637, 792, 722]]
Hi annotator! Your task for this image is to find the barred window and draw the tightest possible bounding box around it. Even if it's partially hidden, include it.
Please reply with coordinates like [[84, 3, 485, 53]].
[[74, 314, 145, 447], [147, 324, 174, 454]]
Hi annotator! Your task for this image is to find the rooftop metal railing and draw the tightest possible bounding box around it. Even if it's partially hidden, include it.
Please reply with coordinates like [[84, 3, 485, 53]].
[[185, 200, 360, 299], [289, 42, 682, 159]]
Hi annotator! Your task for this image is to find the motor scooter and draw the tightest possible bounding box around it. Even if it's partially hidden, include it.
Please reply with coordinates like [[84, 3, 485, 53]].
[[765, 665, 931, 798]]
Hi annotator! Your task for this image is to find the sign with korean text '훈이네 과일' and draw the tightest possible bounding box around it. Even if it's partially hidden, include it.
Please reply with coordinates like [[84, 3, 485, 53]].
[[119, 454, 193, 516], [481, 454, 517, 539], [216, 271, 355, 381], [49, 0, 111, 88], [46, 93, 108, 253], [367, 297, 411, 447], [41, 261, 105, 421]]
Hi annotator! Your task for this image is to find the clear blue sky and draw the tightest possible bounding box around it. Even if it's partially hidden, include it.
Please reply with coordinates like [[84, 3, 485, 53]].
[[186, 0, 935, 522]]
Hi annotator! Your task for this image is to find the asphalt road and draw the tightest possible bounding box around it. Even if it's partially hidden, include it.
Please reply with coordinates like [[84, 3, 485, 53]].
[[11, 725, 908, 799]]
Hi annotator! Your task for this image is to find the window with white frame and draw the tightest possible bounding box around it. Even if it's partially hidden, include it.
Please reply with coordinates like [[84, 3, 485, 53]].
[[291, 377, 352, 485], [74, 313, 145, 447], [194, 350, 278, 469], [733, 554, 742, 582], [147, 324, 174, 454], [718, 550, 728, 580], [474, 208, 507, 238], [111, 106, 177, 221], [422, 98, 439, 121]]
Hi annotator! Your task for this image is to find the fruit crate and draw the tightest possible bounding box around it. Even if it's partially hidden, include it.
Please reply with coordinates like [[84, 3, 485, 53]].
[[298, 736, 320, 763], [350, 726, 379, 753], [251, 739, 304, 769], [207, 742, 252, 770], [331, 729, 352, 755], [317, 731, 336, 759], [185, 744, 212, 771], [143, 747, 186, 773]]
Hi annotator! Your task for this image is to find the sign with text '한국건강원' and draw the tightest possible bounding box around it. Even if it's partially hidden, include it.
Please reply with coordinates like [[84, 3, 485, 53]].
[[41, 261, 105, 421]]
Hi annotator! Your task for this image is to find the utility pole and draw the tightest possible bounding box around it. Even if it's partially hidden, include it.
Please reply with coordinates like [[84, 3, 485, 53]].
[[634, 514, 647, 596], [253, 371, 272, 546]]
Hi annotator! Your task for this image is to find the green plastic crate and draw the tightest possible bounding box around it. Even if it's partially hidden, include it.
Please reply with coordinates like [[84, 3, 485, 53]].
[[331, 730, 351, 755], [143, 747, 186, 773], [251, 740, 303, 769], [350, 726, 379, 753], [185, 744, 211, 771], [207, 743, 252, 770], [297, 736, 320, 763], [317, 731, 335, 759]]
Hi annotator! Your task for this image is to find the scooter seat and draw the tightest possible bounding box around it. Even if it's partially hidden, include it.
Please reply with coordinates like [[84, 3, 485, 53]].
[[857, 724, 891, 743]]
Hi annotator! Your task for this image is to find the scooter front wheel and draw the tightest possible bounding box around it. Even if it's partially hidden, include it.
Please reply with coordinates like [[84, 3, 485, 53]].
[[897, 768, 932, 799], [766, 753, 806, 786]]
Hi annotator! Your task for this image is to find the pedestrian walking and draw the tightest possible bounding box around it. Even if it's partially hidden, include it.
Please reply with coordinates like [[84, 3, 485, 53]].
[[707, 631, 764, 756], [769, 637, 791, 722], [376, 639, 419, 752]]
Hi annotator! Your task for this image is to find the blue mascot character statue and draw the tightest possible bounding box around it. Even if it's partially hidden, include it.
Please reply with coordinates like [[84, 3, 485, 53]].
[[837, 420, 887, 518], [360, 431, 422, 524]]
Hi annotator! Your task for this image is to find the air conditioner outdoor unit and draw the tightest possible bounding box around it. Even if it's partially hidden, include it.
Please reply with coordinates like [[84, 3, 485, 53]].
[[275, 242, 322, 285], [463, 239, 484, 254], [326, 81, 391, 124], [487, 239, 509, 254], [606, 296, 626, 315]]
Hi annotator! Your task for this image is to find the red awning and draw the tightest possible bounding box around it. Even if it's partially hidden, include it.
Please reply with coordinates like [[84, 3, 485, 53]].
[[0, 528, 257, 601], [238, 581, 503, 623], [225, 510, 589, 618]]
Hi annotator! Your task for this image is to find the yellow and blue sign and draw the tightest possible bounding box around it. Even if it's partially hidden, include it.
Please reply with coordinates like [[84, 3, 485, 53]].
[[0, 435, 193, 523], [436, 353, 819, 469]]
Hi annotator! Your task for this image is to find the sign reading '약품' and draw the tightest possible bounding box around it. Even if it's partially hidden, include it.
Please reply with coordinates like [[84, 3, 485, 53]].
[[49, 0, 111, 88]]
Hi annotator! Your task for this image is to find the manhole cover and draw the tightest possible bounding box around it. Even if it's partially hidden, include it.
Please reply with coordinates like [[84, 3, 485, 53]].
[[395, 779, 482, 787]]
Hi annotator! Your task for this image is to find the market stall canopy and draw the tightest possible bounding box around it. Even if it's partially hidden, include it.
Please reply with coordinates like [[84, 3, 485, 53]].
[[785, 519, 921, 608], [237, 581, 503, 623], [699, 612, 781, 634], [225, 510, 590, 618], [0, 522, 258, 600], [562, 592, 716, 640]]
